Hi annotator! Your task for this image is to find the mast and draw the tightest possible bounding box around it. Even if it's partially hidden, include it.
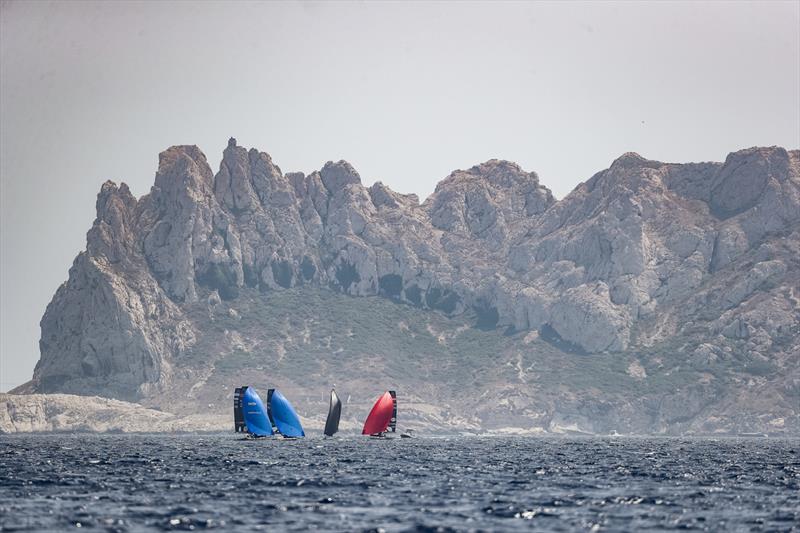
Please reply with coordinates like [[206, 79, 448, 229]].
[[266, 388, 279, 433], [389, 390, 397, 433]]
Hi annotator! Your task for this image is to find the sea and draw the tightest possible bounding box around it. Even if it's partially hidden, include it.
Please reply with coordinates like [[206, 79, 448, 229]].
[[0, 435, 797, 532]]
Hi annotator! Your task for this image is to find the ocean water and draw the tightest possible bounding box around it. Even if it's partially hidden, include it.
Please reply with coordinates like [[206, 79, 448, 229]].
[[0, 435, 797, 532]]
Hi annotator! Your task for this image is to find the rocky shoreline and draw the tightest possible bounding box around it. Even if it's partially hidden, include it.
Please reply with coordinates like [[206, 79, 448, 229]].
[[0, 393, 227, 434], [2, 393, 793, 437]]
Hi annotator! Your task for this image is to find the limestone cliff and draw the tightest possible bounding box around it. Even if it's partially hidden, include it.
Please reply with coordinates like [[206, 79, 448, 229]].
[[17, 140, 799, 435]]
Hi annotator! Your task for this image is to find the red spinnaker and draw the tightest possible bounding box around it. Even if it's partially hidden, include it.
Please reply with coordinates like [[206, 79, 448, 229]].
[[362, 391, 394, 435]]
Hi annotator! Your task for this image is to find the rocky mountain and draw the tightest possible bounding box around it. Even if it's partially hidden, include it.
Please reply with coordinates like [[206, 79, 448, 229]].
[[13, 139, 799, 435]]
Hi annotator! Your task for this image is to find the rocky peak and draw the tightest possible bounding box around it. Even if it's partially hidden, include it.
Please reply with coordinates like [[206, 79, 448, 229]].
[[431, 159, 546, 194], [96, 180, 136, 218], [608, 152, 662, 172], [580, 153, 667, 202], [320, 160, 361, 192], [368, 181, 419, 210], [467, 159, 544, 190], [425, 160, 555, 236], [86, 180, 139, 264], [151, 145, 215, 213], [215, 139, 259, 212], [710, 146, 794, 219], [156, 145, 212, 182]]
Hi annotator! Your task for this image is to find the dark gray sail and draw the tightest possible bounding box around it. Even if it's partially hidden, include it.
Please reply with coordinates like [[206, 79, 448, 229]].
[[324, 389, 342, 437]]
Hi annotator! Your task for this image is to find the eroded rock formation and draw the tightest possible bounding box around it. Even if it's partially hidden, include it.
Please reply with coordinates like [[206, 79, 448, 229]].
[[18, 140, 799, 435]]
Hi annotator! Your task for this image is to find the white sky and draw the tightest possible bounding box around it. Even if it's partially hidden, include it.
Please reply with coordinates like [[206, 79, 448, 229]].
[[1, 0, 799, 390]]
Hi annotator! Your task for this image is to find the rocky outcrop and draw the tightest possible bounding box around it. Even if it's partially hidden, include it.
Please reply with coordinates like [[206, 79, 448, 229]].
[[0, 394, 227, 433], [549, 283, 630, 352], [35, 187, 190, 399], [19, 140, 800, 435]]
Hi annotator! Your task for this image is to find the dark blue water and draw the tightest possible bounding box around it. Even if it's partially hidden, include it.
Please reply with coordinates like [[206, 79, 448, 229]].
[[0, 435, 797, 531]]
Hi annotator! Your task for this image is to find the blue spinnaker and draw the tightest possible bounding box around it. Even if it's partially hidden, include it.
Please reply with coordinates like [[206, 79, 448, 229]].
[[269, 389, 305, 437], [243, 387, 273, 437]]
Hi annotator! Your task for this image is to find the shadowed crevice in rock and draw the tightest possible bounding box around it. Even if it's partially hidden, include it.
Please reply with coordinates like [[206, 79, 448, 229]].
[[425, 288, 461, 315], [196, 264, 239, 301], [271, 260, 293, 289], [538, 324, 589, 355], [379, 274, 403, 299], [300, 257, 316, 281], [242, 263, 260, 288], [335, 261, 360, 292], [474, 301, 500, 330], [404, 285, 423, 307]]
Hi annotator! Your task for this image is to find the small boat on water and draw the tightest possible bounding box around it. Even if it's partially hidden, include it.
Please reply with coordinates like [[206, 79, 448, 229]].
[[323, 388, 342, 437], [267, 388, 305, 438], [233, 386, 304, 438], [236, 386, 413, 439], [234, 386, 273, 437], [362, 390, 397, 437]]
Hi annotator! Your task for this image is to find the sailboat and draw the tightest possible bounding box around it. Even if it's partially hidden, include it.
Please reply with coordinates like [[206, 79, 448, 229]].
[[362, 390, 397, 436], [267, 389, 305, 438], [324, 389, 342, 437], [234, 386, 273, 437]]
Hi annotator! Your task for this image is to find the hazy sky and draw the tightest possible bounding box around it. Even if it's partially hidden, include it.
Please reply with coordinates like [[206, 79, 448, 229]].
[[1, 0, 798, 391]]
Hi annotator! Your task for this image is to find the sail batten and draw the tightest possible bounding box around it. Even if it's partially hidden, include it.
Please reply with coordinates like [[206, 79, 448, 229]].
[[324, 389, 342, 437]]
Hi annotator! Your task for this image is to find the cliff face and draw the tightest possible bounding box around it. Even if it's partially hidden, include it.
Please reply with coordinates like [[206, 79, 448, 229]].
[[20, 140, 800, 435]]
